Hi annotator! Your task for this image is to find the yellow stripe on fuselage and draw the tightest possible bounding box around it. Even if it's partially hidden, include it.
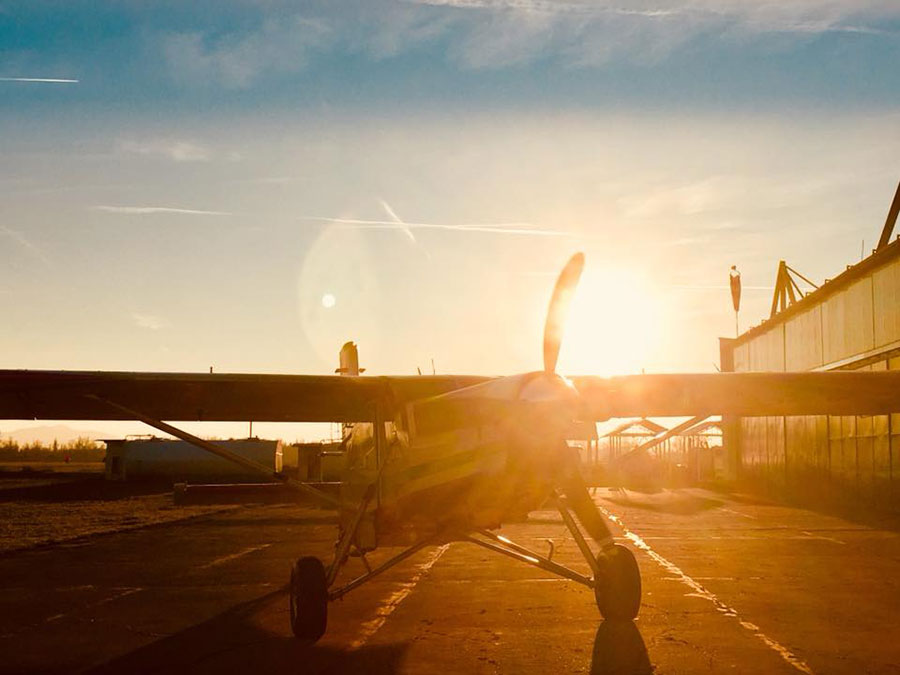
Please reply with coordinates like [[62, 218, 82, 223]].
[[381, 427, 506, 503]]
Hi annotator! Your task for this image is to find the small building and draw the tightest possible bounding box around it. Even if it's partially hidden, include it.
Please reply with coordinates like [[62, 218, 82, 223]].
[[292, 441, 344, 482], [103, 437, 282, 482]]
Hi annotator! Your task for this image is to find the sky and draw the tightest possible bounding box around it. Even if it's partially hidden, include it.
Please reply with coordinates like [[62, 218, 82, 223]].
[[1, 1, 900, 440]]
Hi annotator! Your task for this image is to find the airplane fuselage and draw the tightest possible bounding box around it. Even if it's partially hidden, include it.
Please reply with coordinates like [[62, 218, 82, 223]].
[[340, 372, 582, 546]]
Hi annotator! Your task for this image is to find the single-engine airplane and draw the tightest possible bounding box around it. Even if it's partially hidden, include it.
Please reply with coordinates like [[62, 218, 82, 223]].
[[2, 252, 900, 642]]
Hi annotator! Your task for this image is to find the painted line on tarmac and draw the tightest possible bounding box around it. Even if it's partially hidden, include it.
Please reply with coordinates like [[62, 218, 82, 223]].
[[199, 544, 272, 569], [720, 507, 757, 520], [599, 506, 815, 675], [1, 587, 143, 639], [351, 543, 450, 650], [801, 530, 846, 545], [643, 535, 842, 542]]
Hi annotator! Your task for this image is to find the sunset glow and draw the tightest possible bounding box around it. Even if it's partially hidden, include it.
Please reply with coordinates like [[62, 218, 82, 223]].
[[559, 267, 662, 376]]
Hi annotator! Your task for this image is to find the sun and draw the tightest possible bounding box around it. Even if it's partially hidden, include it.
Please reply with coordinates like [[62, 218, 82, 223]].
[[556, 266, 661, 376], [321, 293, 336, 309]]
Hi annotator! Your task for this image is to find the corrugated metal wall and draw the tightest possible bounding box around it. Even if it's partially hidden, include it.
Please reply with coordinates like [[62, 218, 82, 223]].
[[731, 254, 900, 506]]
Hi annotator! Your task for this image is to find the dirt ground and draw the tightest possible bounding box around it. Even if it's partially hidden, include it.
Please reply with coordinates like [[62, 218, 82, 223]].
[[0, 469, 235, 553]]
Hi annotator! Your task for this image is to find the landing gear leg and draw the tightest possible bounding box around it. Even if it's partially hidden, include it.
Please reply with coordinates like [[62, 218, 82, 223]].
[[289, 484, 375, 642], [555, 478, 642, 621]]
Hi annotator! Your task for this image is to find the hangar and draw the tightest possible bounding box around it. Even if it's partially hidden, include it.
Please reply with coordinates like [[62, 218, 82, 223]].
[[720, 182, 900, 508]]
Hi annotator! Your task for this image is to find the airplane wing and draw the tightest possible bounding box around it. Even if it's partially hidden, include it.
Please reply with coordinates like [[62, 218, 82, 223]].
[[0, 370, 491, 423], [3, 368, 898, 425], [571, 371, 900, 418]]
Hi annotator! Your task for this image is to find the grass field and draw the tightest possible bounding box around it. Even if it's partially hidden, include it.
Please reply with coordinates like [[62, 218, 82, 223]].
[[0, 461, 104, 475]]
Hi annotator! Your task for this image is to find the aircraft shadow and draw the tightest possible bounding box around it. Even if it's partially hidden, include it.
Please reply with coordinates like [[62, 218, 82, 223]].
[[179, 514, 339, 529], [85, 590, 408, 675], [590, 620, 653, 675], [602, 488, 723, 515], [80, 592, 648, 675]]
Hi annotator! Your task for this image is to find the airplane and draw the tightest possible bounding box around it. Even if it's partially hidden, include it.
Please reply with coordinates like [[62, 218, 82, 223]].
[[3, 252, 900, 643]]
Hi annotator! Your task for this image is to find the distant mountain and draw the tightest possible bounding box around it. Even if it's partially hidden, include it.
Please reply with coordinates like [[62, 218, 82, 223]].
[[0, 425, 115, 445]]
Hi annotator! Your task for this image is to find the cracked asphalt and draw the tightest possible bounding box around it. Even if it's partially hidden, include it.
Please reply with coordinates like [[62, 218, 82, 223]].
[[1, 488, 899, 674]]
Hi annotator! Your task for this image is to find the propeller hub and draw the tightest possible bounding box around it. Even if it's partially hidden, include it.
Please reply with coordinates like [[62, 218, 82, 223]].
[[516, 371, 584, 438]]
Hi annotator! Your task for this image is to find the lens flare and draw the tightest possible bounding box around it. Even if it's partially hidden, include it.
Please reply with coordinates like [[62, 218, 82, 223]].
[[557, 266, 661, 376]]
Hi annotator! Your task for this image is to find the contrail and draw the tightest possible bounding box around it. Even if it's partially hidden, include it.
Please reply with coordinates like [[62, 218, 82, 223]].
[[0, 77, 79, 83], [379, 199, 417, 244], [0, 226, 51, 266], [93, 205, 232, 216], [301, 215, 577, 238]]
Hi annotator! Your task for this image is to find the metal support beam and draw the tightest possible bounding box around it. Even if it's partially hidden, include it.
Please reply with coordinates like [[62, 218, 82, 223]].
[[326, 483, 375, 587], [462, 533, 594, 589], [554, 493, 603, 577], [877, 180, 900, 251], [87, 395, 339, 507], [374, 403, 387, 510], [328, 538, 432, 600], [330, 528, 597, 602], [616, 415, 709, 463], [770, 261, 817, 319]]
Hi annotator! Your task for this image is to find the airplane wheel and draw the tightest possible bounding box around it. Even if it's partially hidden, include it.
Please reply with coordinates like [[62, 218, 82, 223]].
[[594, 544, 641, 620], [290, 556, 328, 642]]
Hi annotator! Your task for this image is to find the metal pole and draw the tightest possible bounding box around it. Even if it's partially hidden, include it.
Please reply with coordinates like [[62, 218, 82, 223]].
[[329, 539, 433, 600], [462, 535, 594, 588], [326, 483, 375, 587], [554, 493, 604, 576]]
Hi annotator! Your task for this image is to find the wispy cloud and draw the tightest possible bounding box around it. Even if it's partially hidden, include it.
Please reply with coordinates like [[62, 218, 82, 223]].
[[117, 139, 211, 162], [0, 226, 50, 266], [430, 0, 899, 68], [0, 77, 79, 83], [131, 312, 167, 331], [162, 16, 331, 89], [93, 205, 232, 216], [412, 0, 897, 30], [147, 1, 899, 85], [230, 175, 301, 185], [301, 215, 577, 237]]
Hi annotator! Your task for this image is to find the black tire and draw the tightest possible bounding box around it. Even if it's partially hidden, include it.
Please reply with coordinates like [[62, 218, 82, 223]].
[[290, 556, 328, 642], [594, 544, 641, 620]]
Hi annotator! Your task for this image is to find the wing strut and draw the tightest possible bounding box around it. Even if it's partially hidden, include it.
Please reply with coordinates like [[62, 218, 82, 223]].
[[86, 395, 340, 508]]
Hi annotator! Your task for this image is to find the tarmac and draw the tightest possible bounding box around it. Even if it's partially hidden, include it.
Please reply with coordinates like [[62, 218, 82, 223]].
[[1, 487, 899, 674]]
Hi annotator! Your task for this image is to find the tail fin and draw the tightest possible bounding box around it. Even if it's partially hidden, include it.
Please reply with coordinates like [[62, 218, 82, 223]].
[[335, 341, 365, 376]]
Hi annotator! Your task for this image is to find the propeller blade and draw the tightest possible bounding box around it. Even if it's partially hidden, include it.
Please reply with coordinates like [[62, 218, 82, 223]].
[[543, 252, 585, 374]]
